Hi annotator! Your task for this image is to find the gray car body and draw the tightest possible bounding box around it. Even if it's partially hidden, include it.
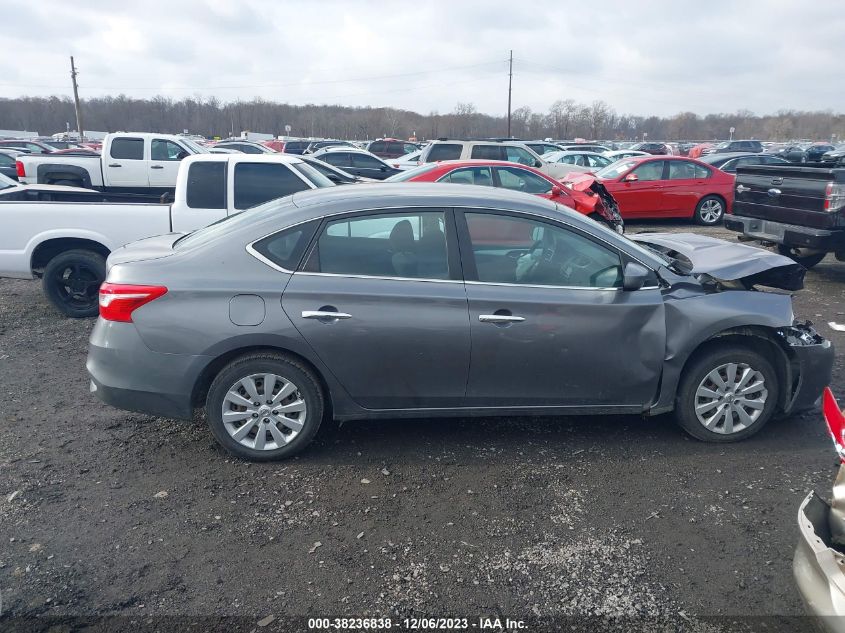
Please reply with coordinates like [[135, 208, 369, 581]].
[[87, 183, 832, 424]]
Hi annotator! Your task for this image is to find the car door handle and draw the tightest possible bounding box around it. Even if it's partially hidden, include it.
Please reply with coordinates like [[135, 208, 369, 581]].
[[302, 310, 352, 320], [479, 314, 525, 323], [150, 165, 164, 169], [108, 163, 121, 167]]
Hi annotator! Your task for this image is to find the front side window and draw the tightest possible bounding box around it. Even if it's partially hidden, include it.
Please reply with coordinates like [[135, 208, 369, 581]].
[[233, 162, 310, 210], [438, 166, 493, 186], [151, 139, 185, 161], [110, 138, 144, 160], [631, 161, 665, 181], [315, 210, 449, 279], [504, 146, 537, 165], [464, 212, 622, 288], [186, 161, 226, 209], [495, 167, 552, 194], [426, 144, 462, 162]]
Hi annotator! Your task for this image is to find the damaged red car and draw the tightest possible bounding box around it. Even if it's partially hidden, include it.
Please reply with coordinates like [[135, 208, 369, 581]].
[[386, 159, 624, 232], [562, 155, 734, 226]]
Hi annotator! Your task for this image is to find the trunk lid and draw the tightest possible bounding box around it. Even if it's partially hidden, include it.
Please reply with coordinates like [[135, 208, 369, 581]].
[[630, 232, 805, 290], [106, 233, 181, 272]]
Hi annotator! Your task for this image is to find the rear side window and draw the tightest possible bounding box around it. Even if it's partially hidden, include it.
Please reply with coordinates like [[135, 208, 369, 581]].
[[233, 162, 310, 210], [471, 145, 505, 160], [251, 220, 320, 271], [186, 161, 226, 209], [369, 142, 386, 153], [110, 138, 144, 160], [321, 152, 352, 167], [426, 144, 462, 162], [667, 161, 696, 179]]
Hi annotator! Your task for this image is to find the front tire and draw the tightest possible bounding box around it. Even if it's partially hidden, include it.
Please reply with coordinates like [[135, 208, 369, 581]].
[[42, 249, 105, 318], [674, 344, 778, 442], [694, 195, 725, 225], [206, 353, 325, 461]]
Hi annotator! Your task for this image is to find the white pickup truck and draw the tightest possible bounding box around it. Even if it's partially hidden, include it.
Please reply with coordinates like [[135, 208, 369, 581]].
[[16, 132, 210, 195], [1, 153, 332, 317]]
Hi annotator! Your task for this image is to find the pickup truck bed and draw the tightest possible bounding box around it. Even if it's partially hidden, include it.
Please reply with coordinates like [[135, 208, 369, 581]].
[[725, 164, 845, 268]]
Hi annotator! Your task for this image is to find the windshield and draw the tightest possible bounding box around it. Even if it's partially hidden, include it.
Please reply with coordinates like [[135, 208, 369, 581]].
[[385, 163, 439, 181], [291, 162, 334, 188], [180, 139, 210, 154], [595, 159, 637, 179]]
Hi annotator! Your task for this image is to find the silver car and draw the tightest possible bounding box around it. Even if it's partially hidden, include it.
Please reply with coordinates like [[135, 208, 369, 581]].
[[87, 183, 833, 461]]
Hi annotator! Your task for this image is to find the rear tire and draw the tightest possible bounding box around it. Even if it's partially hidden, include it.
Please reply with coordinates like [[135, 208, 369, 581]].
[[42, 249, 105, 318], [674, 344, 779, 442], [694, 195, 725, 225], [206, 353, 325, 461], [776, 245, 826, 269]]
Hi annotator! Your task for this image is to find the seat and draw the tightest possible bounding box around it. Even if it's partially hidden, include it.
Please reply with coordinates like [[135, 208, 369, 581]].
[[389, 220, 417, 277], [474, 171, 493, 187], [418, 226, 448, 278]]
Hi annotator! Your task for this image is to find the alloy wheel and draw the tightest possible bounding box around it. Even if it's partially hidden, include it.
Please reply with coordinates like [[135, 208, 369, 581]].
[[698, 199, 723, 224], [694, 362, 768, 434], [221, 373, 307, 450]]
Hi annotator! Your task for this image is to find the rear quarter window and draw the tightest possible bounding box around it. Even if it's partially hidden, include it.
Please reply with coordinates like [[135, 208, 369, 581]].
[[425, 144, 462, 162], [250, 220, 320, 271]]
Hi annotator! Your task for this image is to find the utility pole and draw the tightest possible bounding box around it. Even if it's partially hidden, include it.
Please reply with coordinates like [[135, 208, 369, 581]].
[[70, 56, 84, 140], [507, 50, 513, 138]]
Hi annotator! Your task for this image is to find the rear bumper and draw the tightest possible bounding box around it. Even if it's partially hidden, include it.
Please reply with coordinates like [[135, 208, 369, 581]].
[[86, 319, 209, 420], [725, 215, 845, 252], [794, 492, 845, 630]]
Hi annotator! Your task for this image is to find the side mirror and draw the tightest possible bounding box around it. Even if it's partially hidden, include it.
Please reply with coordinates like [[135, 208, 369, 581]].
[[176, 150, 190, 160], [622, 262, 650, 291], [623, 173, 639, 183], [326, 173, 342, 182], [535, 159, 543, 168], [380, 165, 387, 171], [550, 185, 562, 197]]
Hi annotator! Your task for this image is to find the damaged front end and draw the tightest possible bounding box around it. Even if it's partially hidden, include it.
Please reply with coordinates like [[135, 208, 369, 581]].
[[588, 180, 624, 234], [795, 390, 845, 629], [631, 232, 806, 291]]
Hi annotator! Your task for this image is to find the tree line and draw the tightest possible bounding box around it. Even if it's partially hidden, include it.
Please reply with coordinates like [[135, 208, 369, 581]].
[[1, 94, 843, 142]]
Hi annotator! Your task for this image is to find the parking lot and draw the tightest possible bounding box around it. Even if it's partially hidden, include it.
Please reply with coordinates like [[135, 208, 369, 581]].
[[0, 219, 841, 631]]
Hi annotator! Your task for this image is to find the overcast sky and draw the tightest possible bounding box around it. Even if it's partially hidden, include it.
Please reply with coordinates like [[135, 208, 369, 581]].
[[2, 0, 842, 118]]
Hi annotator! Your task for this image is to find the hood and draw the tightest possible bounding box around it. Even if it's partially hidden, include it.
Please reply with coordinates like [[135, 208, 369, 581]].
[[630, 232, 805, 290], [106, 233, 181, 272]]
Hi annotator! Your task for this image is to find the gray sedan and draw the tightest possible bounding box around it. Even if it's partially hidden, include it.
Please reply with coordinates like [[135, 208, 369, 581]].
[[87, 184, 833, 460]]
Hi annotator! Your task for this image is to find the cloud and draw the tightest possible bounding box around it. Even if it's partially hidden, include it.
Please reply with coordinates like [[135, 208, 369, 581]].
[[1, 0, 843, 118]]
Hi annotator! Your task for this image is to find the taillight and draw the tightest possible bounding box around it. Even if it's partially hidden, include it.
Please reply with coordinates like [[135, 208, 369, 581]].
[[99, 283, 167, 322], [824, 182, 845, 213], [15, 160, 25, 178]]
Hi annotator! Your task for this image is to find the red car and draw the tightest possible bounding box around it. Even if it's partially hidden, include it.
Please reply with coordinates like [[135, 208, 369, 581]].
[[390, 159, 623, 231], [562, 155, 734, 225]]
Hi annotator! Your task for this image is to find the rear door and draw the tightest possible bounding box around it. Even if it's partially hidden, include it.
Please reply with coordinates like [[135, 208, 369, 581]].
[[149, 139, 186, 187], [105, 137, 148, 188], [662, 159, 701, 216], [456, 209, 665, 408], [282, 208, 470, 409], [351, 153, 392, 179]]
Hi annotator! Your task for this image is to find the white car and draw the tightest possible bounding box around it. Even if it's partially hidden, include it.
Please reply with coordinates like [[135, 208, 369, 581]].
[[542, 150, 613, 172], [603, 149, 650, 161], [387, 150, 423, 170]]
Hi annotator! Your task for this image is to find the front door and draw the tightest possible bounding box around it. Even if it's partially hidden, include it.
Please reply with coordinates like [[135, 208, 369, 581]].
[[149, 138, 186, 188], [282, 208, 470, 409], [610, 160, 666, 218], [456, 209, 665, 409]]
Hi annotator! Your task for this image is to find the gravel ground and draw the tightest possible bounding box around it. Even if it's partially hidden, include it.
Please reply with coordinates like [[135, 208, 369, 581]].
[[1, 221, 843, 632]]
